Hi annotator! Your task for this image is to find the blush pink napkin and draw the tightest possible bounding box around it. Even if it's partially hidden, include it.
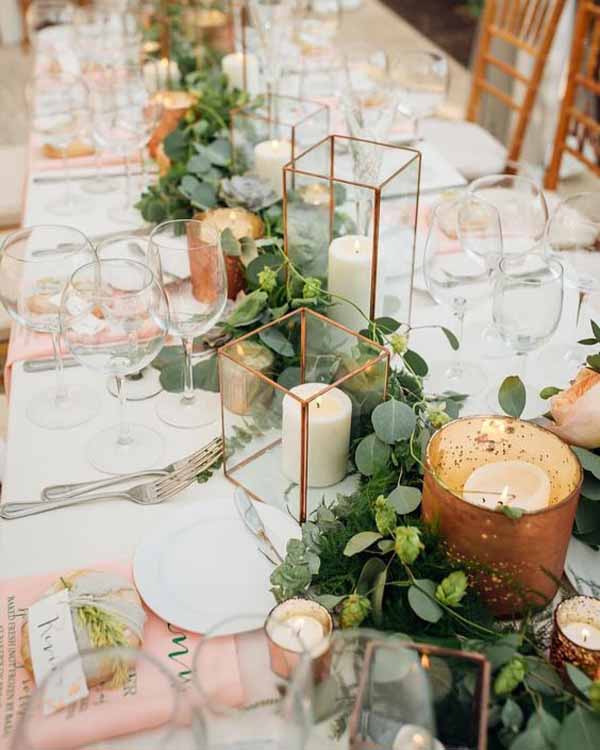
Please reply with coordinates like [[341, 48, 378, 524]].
[[4, 325, 62, 398], [0, 561, 244, 750]]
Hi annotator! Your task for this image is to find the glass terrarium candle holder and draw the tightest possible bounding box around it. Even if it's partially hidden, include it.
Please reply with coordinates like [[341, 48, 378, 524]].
[[283, 134, 421, 332], [230, 95, 330, 199], [422, 416, 583, 617], [550, 596, 600, 680], [218, 307, 389, 522]]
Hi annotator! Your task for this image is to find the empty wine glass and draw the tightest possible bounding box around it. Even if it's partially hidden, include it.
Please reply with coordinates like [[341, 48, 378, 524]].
[[149, 219, 227, 429], [538, 192, 600, 384], [390, 50, 449, 137], [61, 259, 169, 473], [0, 225, 98, 429], [490, 257, 564, 417], [26, 0, 75, 73], [424, 199, 495, 396], [29, 71, 92, 216], [248, 0, 295, 103]]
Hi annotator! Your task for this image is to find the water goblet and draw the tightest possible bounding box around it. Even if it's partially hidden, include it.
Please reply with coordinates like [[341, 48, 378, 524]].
[[149, 219, 227, 429], [0, 225, 99, 429], [61, 258, 169, 473], [26, 0, 75, 73]]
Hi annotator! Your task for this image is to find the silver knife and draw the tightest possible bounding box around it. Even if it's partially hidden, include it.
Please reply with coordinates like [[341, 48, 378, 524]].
[[234, 487, 283, 565], [24, 357, 81, 373]]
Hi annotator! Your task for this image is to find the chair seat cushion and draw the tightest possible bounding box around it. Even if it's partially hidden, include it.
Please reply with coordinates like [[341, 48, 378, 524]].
[[420, 118, 507, 180], [0, 145, 26, 228]]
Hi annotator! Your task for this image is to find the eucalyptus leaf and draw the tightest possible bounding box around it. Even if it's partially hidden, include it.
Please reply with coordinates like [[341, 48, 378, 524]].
[[573, 447, 600, 480], [441, 326, 460, 350], [378, 539, 395, 553], [344, 531, 383, 557], [403, 349, 429, 376], [163, 127, 188, 161], [187, 153, 212, 174], [356, 557, 386, 594], [226, 290, 268, 327], [203, 138, 231, 166], [524, 657, 563, 696], [498, 376, 526, 418], [258, 327, 295, 357], [587, 353, 600, 372], [388, 485, 422, 514], [354, 434, 392, 476], [407, 579, 443, 623], [540, 386, 561, 400], [374, 317, 400, 334], [179, 175, 217, 210], [501, 699, 524, 733], [576, 498, 600, 534], [220, 227, 241, 256], [565, 663, 592, 695], [582, 474, 600, 500], [246, 253, 284, 288], [511, 727, 549, 750], [528, 708, 561, 744], [371, 566, 387, 626], [371, 399, 417, 444], [557, 707, 600, 750], [315, 594, 346, 610], [591, 319, 600, 340]]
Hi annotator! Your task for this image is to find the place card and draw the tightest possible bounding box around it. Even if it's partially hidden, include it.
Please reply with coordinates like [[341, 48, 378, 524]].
[[27, 589, 88, 715]]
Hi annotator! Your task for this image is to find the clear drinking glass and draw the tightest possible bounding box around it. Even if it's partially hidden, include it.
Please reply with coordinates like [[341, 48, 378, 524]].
[[29, 71, 92, 216], [390, 50, 449, 137], [248, 0, 295, 103], [490, 257, 564, 417], [25, 0, 75, 73], [12, 646, 194, 750], [79, 64, 118, 195], [192, 614, 314, 750], [61, 259, 169, 473], [0, 225, 98, 430], [92, 62, 162, 225], [538, 192, 600, 384], [149, 219, 227, 429], [424, 199, 493, 396]]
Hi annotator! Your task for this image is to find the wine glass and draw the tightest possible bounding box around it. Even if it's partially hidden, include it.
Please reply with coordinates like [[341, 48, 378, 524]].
[[29, 71, 92, 216], [148, 219, 227, 429], [424, 199, 493, 396], [61, 258, 169, 473], [248, 0, 295, 102], [92, 62, 162, 225], [390, 50, 449, 137], [12, 646, 194, 750], [490, 257, 564, 417], [538, 192, 600, 384], [96, 235, 164, 401], [0, 225, 99, 430], [192, 614, 314, 750], [25, 0, 75, 73]]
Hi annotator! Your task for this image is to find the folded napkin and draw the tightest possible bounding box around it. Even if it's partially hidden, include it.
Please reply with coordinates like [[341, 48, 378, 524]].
[[0, 561, 244, 750], [4, 325, 62, 397], [29, 136, 140, 174]]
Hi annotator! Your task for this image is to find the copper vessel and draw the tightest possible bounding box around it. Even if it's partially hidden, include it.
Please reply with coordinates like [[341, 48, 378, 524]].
[[422, 416, 582, 617]]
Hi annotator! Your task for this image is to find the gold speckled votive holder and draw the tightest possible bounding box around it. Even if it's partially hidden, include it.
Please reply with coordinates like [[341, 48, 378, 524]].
[[550, 596, 600, 680]]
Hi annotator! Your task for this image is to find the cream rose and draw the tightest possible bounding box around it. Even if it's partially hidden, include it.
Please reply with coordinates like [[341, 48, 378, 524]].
[[549, 368, 600, 449]]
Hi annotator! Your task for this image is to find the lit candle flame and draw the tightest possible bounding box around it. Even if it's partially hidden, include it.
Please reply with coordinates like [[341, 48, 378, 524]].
[[420, 653, 430, 669], [499, 486, 511, 504], [160, 57, 169, 68], [582, 627, 590, 644]]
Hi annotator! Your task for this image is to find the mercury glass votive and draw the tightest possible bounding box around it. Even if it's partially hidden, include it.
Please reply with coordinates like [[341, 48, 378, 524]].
[[550, 596, 600, 680], [265, 598, 333, 681], [422, 416, 582, 617]]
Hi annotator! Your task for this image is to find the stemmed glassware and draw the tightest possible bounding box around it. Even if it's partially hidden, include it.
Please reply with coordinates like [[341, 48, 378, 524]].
[[61, 258, 169, 473], [29, 71, 92, 216], [148, 220, 227, 429], [248, 0, 295, 104], [490, 257, 564, 417], [424, 198, 501, 396], [25, 0, 75, 74], [390, 50, 449, 137], [0, 226, 99, 429], [538, 192, 600, 384]]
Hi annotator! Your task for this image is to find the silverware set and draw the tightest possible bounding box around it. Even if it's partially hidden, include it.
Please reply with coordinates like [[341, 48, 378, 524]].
[[1, 437, 223, 520]]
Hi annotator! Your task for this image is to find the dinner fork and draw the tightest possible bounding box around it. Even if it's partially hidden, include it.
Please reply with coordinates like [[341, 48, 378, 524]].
[[42, 437, 223, 501], [1, 447, 222, 519]]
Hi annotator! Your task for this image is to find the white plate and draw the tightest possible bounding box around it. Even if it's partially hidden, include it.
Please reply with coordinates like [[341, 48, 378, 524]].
[[133, 493, 300, 634]]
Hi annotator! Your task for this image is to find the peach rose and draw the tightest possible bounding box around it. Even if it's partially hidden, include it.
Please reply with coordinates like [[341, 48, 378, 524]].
[[549, 368, 600, 448]]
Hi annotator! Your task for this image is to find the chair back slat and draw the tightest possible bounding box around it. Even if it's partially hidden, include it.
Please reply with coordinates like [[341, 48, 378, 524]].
[[544, 1, 600, 188]]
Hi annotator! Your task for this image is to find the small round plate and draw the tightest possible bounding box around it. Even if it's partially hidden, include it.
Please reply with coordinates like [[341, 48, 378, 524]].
[[133, 494, 300, 634]]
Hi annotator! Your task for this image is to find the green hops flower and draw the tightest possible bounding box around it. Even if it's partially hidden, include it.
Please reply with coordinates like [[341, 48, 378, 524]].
[[375, 495, 397, 536], [303, 277, 322, 300], [589, 680, 600, 711], [258, 266, 277, 294], [435, 570, 468, 607], [389, 333, 408, 355], [340, 594, 371, 629], [394, 526, 424, 564], [494, 657, 526, 696], [427, 406, 450, 429]]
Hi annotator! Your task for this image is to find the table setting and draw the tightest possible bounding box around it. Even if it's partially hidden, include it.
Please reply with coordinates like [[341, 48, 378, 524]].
[[1, 1, 600, 749]]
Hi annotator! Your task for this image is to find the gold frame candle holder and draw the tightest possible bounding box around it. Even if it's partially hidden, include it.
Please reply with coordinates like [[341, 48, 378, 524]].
[[283, 134, 421, 332], [265, 598, 333, 681], [422, 416, 582, 617], [217, 308, 389, 522], [550, 596, 600, 680], [348, 640, 490, 750], [230, 95, 330, 199]]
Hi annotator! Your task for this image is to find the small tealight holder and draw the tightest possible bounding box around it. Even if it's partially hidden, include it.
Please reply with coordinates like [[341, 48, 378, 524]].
[[230, 95, 330, 199], [217, 308, 389, 522], [422, 416, 582, 617], [181, 0, 235, 56], [551, 596, 600, 680], [283, 134, 421, 332], [265, 598, 333, 681]]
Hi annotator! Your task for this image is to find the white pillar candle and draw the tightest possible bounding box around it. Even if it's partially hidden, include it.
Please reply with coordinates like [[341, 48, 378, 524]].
[[393, 725, 444, 750], [462, 460, 551, 512], [253, 139, 292, 198], [221, 52, 260, 94], [561, 622, 600, 649], [268, 615, 325, 653], [282, 382, 352, 488], [143, 58, 180, 93], [328, 234, 373, 332]]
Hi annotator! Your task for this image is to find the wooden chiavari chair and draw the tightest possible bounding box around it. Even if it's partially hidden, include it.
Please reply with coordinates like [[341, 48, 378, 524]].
[[544, 0, 600, 189]]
